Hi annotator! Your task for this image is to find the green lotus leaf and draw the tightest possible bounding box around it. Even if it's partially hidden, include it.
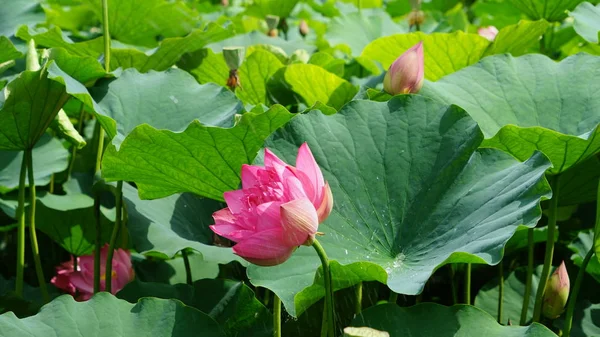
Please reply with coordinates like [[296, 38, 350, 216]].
[[421, 53, 600, 175], [101, 105, 293, 200], [122, 182, 242, 264], [118, 279, 271, 337], [569, 230, 600, 283], [0, 293, 224, 337], [236, 49, 285, 106], [82, 0, 197, 48], [508, 0, 587, 22], [325, 11, 406, 57], [0, 134, 68, 193], [89, 68, 243, 147], [0, 0, 45, 37], [247, 96, 551, 317], [571, 2, 600, 43], [350, 303, 555, 336]]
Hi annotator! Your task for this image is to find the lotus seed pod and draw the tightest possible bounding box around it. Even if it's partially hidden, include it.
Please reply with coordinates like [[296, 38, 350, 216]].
[[223, 46, 245, 71], [408, 10, 425, 27]]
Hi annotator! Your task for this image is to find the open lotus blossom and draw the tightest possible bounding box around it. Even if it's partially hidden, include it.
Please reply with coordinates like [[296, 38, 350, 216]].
[[478, 26, 499, 41], [51, 244, 135, 301], [210, 143, 334, 266], [542, 261, 570, 319], [383, 41, 424, 95]]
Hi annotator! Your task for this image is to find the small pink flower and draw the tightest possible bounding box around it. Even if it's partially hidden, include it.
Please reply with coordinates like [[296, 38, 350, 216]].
[[51, 245, 135, 301], [383, 41, 424, 95], [211, 143, 333, 266], [478, 26, 499, 41]]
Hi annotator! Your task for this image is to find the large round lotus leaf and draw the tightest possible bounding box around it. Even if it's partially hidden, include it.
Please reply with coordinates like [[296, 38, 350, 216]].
[[569, 230, 600, 283], [508, 0, 586, 22], [421, 53, 600, 175], [247, 95, 551, 317], [0, 293, 224, 337], [350, 303, 555, 337]]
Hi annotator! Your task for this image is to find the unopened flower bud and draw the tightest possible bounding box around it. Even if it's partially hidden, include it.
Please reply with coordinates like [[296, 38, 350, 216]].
[[383, 41, 424, 95], [223, 46, 245, 71], [221, 0, 228, 6], [478, 26, 499, 41], [542, 261, 570, 319], [299, 20, 309, 37], [267, 29, 278, 37]]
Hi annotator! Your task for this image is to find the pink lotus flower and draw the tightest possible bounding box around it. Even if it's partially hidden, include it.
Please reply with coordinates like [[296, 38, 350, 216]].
[[478, 26, 499, 41], [51, 244, 135, 301], [210, 143, 333, 266], [383, 41, 424, 95]]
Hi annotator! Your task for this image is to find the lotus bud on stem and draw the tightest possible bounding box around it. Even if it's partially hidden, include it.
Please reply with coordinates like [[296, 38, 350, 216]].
[[223, 46, 245, 91], [383, 41, 424, 95], [542, 261, 570, 319], [266, 15, 280, 37]]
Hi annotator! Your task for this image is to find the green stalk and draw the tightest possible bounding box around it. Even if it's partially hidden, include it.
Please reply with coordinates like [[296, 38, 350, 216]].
[[25, 149, 50, 303], [93, 195, 101, 293], [15, 154, 27, 297], [67, 104, 86, 178], [389, 291, 398, 304], [273, 293, 282, 337], [533, 175, 560, 322], [520, 228, 535, 325], [105, 180, 123, 294], [94, 0, 111, 295], [497, 259, 504, 324], [563, 248, 594, 336], [355, 282, 363, 315], [450, 264, 458, 305], [182, 249, 193, 285], [465, 263, 471, 305], [312, 239, 335, 337]]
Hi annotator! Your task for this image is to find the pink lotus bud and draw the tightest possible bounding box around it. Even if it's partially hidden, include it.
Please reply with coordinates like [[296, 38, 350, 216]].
[[542, 261, 570, 319], [478, 26, 499, 41], [211, 143, 333, 266], [383, 41, 424, 95], [51, 244, 135, 301], [299, 20, 309, 37]]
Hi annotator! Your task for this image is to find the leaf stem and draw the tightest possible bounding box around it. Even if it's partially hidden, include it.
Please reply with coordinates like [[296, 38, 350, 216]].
[[182, 249, 193, 285], [389, 291, 398, 304], [521, 228, 535, 325], [15, 153, 27, 297], [67, 103, 86, 178], [93, 195, 102, 293], [25, 149, 50, 303], [312, 238, 335, 337], [450, 264, 458, 305], [497, 259, 504, 324], [273, 293, 282, 337], [94, 0, 111, 295], [465, 263, 471, 305], [533, 174, 560, 322], [355, 282, 362, 315], [105, 180, 123, 294], [563, 247, 594, 337]]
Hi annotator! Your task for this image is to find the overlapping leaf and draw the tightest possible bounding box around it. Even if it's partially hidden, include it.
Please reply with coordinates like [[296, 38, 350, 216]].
[[0, 293, 224, 337], [248, 96, 551, 316], [350, 303, 555, 336], [508, 0, 586, 21], [571, 2, 600, 44], [122, 182, 242, 264], [0, 134, 68, 193], [102, 105, 293, 200], [421, 53, 600, 174]]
